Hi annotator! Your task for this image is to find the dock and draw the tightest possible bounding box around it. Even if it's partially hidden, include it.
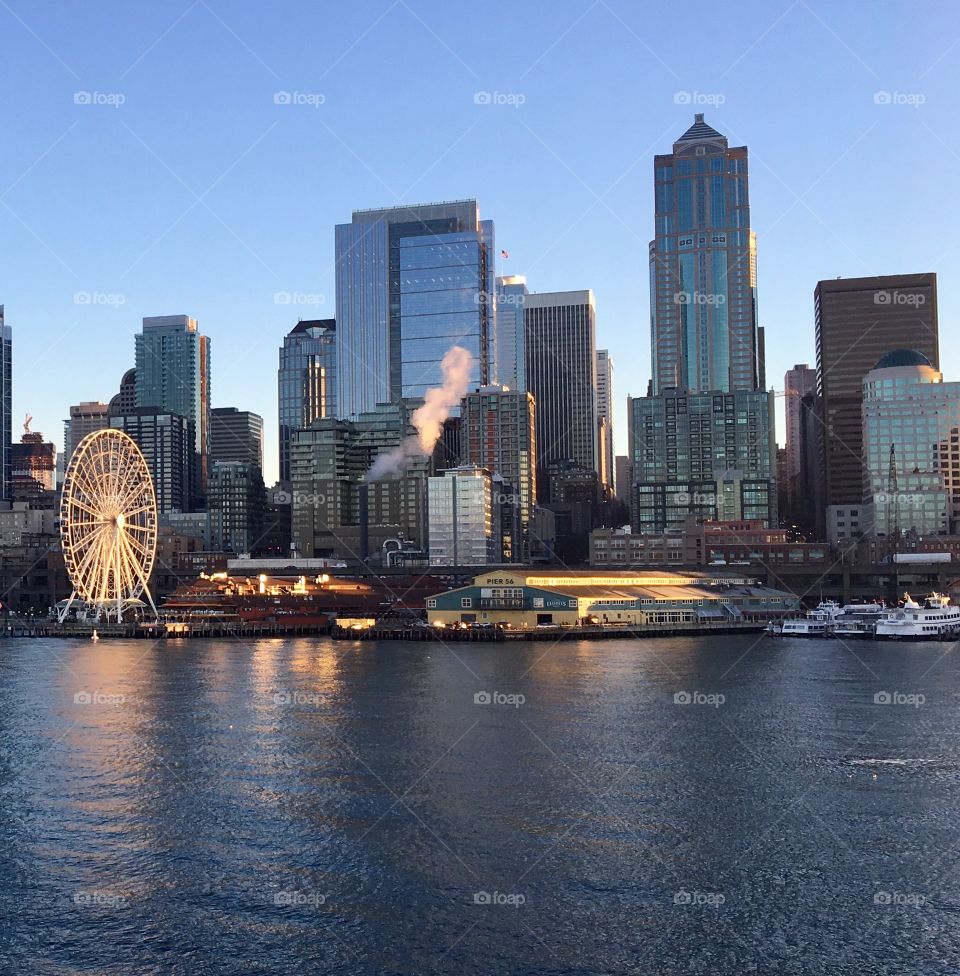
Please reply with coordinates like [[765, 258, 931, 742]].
[[333, 620, 769, 642]]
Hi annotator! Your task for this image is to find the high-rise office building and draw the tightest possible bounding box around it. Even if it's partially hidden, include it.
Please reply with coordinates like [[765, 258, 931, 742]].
[[460, 385, 536, 561], [0, 307, 10, 503], [862, 349, 960, 538], [524, 290, 597, 495], [596, 349, 615, 493], [290, 402, 431, 560], [278, 319, 336, 482], [210, 407, 264, 469], [335, 200, 494, 418], [815, 273, 938, 526], [784, 364, 817, 514], [208, 461, 266, 554], [494, 275, 528, 390], [63, 401, 110, 464], [109, 406, 191, 513], [629, 389, 777, 532], [649, 114, 761, 395], [135, 315, 210, 505], [428, 465, 500, 566]]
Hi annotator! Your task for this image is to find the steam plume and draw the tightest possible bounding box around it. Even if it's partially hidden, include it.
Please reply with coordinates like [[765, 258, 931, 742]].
[[367, 345, 473, 480]]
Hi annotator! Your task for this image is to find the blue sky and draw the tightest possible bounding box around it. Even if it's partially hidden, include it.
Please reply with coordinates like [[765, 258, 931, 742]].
[[1, 0, 957, 483]]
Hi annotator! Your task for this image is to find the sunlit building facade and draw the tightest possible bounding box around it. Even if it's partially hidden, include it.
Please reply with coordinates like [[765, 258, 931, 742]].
[[649, 114, 761, 395], [460, 385, 536, 561], [862, 349, 960, 538], [428, 465, 499, 566], [335, 200, 494, 418], [494, 275, 527, 390]]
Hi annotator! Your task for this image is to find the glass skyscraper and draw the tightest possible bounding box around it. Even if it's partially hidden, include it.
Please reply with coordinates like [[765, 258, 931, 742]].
[[649, 114, 761, 395], [335, 200, 494, 418], [862, 349, 960, 537], [494, 275, 528, 390], [0, 306, 10, 503], [278, 319, 336, 482], [134, 315, 210, 506]]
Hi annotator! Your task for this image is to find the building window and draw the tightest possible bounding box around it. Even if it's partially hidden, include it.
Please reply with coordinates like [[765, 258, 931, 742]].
[[426, 598, 437, 608], [461, 598, 472, 608]]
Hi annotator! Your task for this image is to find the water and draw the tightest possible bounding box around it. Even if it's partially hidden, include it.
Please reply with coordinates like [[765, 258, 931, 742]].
[[1, 635, 959, 974]]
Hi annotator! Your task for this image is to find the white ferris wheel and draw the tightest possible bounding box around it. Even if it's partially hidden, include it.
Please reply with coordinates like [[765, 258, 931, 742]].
[[58, 429, 159, 623]]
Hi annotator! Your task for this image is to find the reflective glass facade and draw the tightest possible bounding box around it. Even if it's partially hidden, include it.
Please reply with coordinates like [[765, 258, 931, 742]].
[[335, 201, 493, 418], [278, 319, 336, 482], [134, 315, 210, 506], [862, 360, 960, 537], [649, 115, 760, 394], [494, 275, 527, 390]]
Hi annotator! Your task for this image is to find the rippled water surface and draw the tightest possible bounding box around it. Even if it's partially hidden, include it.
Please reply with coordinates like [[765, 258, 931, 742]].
[[2, 634, 960, 974]]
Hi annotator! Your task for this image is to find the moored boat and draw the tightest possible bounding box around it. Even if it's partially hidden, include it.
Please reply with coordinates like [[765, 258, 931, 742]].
[[875, 593, 960, 641]]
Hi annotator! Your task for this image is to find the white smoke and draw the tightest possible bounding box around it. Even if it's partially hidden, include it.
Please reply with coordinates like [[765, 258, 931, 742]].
[[366, 345, 473, 481]]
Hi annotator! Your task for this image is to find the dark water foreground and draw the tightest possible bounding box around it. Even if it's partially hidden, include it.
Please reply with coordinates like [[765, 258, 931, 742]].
[[1, 634, 959, 975]]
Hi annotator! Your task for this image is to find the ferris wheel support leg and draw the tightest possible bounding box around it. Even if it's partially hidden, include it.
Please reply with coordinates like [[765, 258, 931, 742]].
[[58, 591, 79, 624]]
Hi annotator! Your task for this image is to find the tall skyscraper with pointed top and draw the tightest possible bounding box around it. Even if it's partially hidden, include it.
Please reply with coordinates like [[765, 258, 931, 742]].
[[649, 114, 762, 394]]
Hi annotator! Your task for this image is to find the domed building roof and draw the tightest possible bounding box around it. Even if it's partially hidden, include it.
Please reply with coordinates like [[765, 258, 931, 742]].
[[873, 348, 932, 370]]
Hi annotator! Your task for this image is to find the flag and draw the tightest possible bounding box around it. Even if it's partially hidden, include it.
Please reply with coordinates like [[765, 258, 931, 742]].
[[501, 249, 509, 259]]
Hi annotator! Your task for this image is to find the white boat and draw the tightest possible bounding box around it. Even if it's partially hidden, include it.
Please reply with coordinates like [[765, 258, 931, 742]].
[[875, 593, 960, 641], [775, 601, 845, 637]]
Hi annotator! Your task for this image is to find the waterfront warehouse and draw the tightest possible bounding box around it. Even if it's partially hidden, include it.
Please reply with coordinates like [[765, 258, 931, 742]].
[[425, 569, 798, 628]]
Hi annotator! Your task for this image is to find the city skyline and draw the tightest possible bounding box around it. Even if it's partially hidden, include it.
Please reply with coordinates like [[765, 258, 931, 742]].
[[2, 1, 957, 484]]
